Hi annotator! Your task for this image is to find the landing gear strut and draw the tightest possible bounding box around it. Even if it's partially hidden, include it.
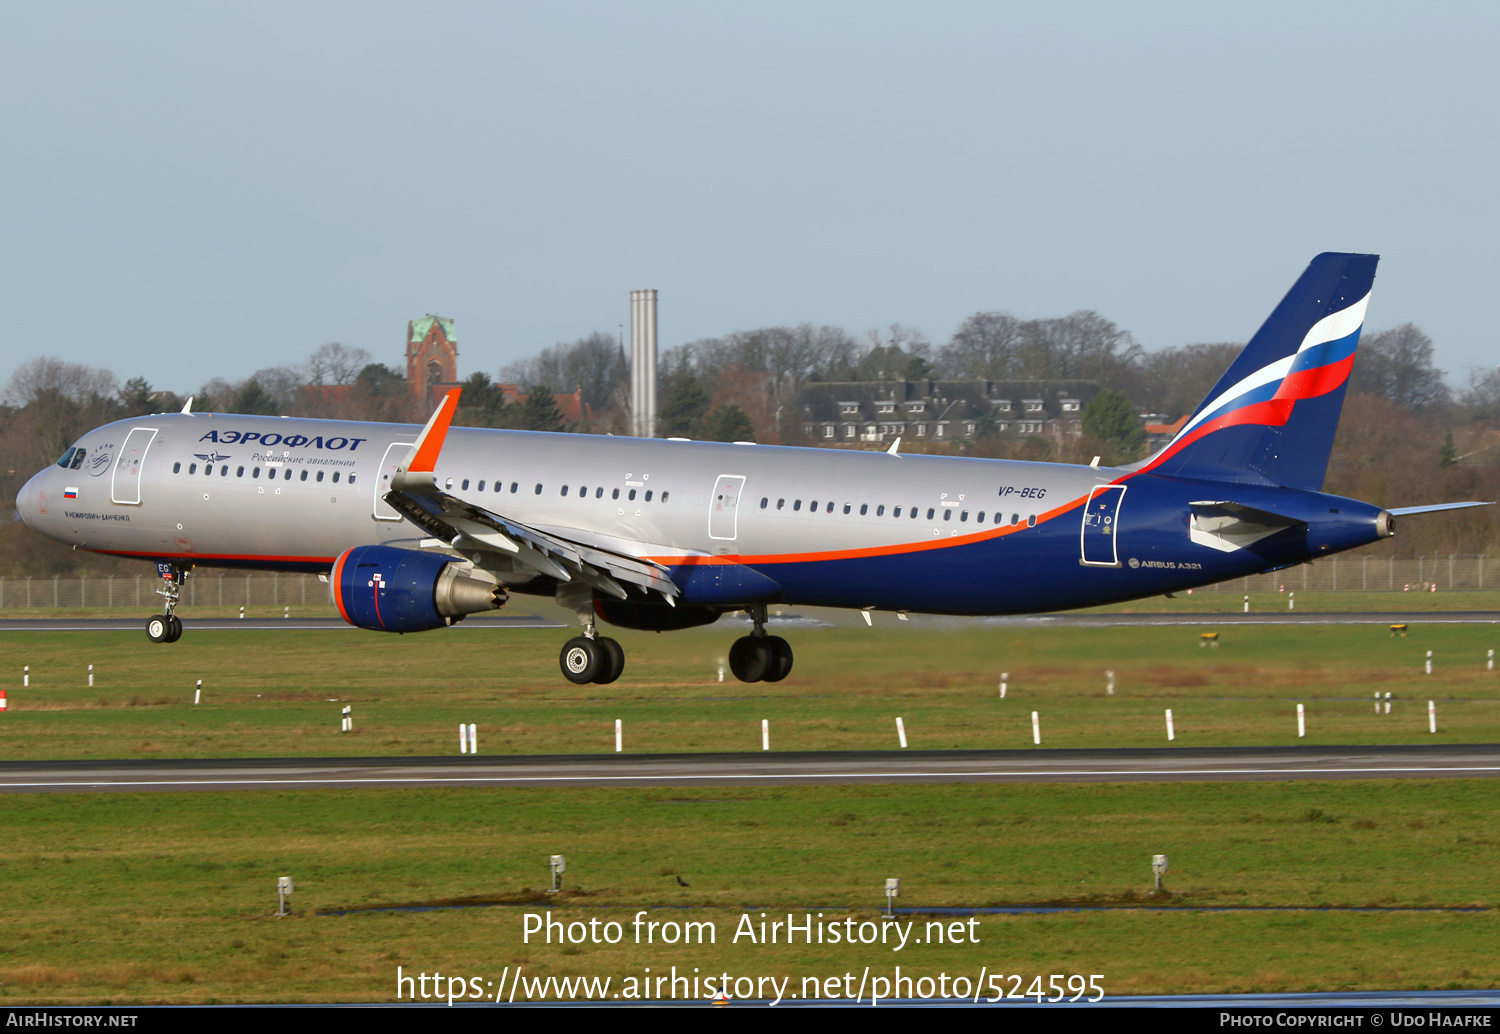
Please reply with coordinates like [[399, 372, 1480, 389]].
[[728, 604, 793, 683], [146, 563, 187, 643], [559, 610, 625, 685]]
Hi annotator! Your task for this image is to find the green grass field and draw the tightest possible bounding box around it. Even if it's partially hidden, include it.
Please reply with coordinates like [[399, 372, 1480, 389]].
[[0, 620, 1496, 758], [1, 781, 1499, 1003], [1, 617, 1498, 1003]]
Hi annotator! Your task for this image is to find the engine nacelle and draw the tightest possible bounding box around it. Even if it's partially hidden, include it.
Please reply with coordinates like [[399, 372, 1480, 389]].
[[331, 545, 505, 632], [594, 597, 721, 632]]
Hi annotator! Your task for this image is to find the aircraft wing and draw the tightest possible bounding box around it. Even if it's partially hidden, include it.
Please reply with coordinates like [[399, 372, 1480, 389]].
[[382, 390, 679, 601]]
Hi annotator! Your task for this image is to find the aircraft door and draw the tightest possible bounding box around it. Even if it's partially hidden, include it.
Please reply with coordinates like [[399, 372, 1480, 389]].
[[373, 442, 415, 521], [1080, 485, 1125, 567], [110, 427, 158, 505], [708, 475, 747, 541]]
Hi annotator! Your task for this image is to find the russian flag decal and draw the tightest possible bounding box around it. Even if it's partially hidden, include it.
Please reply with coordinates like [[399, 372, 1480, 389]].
[[64, 487, 78, 499]]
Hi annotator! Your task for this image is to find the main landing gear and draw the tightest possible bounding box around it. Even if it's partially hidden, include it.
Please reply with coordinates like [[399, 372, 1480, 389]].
[[146, 563, 187, 643], [559, 613, 625, 686], [728, 604, 793, 684]]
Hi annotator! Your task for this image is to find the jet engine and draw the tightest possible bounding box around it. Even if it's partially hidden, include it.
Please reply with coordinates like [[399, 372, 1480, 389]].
[[331, 544, 505, 632]]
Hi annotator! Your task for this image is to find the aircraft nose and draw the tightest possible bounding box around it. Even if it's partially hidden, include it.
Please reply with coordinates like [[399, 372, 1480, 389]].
[[15, 470, 47, 529]]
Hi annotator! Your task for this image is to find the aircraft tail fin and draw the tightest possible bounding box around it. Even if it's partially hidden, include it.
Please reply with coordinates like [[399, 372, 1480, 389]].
[[1133, 252, 1378, 490]]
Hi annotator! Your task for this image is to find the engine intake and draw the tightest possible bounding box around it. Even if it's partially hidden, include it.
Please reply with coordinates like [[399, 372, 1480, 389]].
[[331, 544, 505, 632]]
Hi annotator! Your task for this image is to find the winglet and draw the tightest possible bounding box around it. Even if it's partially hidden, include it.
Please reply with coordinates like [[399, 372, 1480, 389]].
[[405, 389, 462, 474]]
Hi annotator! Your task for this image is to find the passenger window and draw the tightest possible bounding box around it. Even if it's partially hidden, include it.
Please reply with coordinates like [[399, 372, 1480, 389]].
[[285, 468, 293, 480], [462, 479, 470, 490], [760, 497, 768, 509], [510, 482, 519, 493], [561, 485, 570, 496], [579, 486, 587, 497], [300, 470, 308, 481], [221, 465, 229, 476], [794, 500, 802, 511], [253, 468, 261, 478], [628, 489, 636, 501], [877, 505, 885, 516], [1028, 514, 1037, 528], [944, 509, 952, 521], [173, 461, 181, 473], [188, 463, 197, 474], [811, 500, 819, 512], [645, 490, 653, 502], [926, 508, 934, 520], [661, 491, 669, 502], [612, 488, 620, 500], [595, 487, 604, 498], [826, 501, 834, 513], [860, 504, 868, 516], [204, 465, 213, 476], [843, 503, 851, 514], [348, 474, 355, 484], [893, 506, 901, 517], [777, 498, 785, 510], [495, 481, 503, 492], [332, 472, 340, 483], [977, 511, 986, 524], [478, 480, 486, 491], [960, 511, 969, 522], [911, 508, 919, 519], [535, 484, 543, 495], [317, 471, 324, 482], [1012, 513, 1020, 525]]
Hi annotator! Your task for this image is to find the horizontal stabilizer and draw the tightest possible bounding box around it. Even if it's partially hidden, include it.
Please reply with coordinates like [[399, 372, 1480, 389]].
[[1188, 499, 1304, 554], [1388, 501, 1494, 517], [1189, 500, 1306, 528]]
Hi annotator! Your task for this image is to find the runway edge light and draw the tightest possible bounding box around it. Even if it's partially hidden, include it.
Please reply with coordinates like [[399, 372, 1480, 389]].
[[1152, 855, 1168, 891], [884, 878, 900, 918], [276, 876, 294, 916]]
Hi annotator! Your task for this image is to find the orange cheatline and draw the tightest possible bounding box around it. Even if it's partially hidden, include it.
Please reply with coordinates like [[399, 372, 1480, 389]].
[[407, 389, 462, 473]]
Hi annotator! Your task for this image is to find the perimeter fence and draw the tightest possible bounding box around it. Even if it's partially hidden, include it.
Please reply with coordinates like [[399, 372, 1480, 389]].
[[0, 555, 1494, 609]]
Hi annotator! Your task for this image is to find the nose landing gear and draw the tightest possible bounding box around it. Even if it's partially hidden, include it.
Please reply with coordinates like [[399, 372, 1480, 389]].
[[146, 562, 188, 643], [728, 604, 793, 683]]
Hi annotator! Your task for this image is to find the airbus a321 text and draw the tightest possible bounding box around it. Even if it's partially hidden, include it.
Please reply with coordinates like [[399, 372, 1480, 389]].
[[17, 254, 1490, 684]]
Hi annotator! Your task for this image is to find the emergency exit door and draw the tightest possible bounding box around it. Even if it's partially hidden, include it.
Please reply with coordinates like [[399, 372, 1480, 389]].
[[1080, 484, 1125, 567]]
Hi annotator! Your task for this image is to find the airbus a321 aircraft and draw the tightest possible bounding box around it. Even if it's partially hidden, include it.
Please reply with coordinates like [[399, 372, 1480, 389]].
[[16, 253, 1488, 684]]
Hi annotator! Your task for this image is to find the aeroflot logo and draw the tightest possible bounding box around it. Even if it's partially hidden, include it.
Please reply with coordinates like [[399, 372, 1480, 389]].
[[198, 430, 369, 451]]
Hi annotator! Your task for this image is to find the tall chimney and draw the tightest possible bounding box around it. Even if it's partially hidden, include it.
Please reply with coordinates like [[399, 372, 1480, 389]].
[[630, 289, 658, 437]]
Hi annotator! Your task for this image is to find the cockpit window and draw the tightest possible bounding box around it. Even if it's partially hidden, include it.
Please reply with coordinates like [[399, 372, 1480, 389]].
[[71, 450, 85, 470], [56, 448, 77, 469]]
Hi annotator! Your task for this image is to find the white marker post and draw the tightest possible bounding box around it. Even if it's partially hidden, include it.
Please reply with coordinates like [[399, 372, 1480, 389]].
[[1490, 649, 1495, 672], [1165, 708, 1175, 741], [1384, 691, 1391, 715], [615, 719, 622, 753], [896, 717, 907, 748], [459, 723, 468, 754], [284, 606, 289, 619], [468, 723, 477, 752], [195, 680, 201, 705], [1031, 711, 1041, 745], [1243, 595, 1250, 614], [1428, 700, 1436, 734], [999, 672, 1008, 699], [1425, 650, 1433, 676], [717, 663, 725, 683], [1106, 670, 1115, 696], [1297, 703, 1306, 738], [88, 664, 93, 688], [341, 705, 352, 733], [22, 667, 27, 688], [1374, 691, 1380, 715], [239, 607, 244, 619], [1289, 592, 1295, 612], [761, 719, 769, 751]]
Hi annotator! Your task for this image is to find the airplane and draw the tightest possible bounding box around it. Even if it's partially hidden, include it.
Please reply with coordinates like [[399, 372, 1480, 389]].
[[15, 253, 1490, 684]]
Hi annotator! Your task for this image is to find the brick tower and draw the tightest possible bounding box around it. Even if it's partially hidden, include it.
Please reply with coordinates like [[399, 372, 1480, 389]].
[[406, 315, 459, 406]]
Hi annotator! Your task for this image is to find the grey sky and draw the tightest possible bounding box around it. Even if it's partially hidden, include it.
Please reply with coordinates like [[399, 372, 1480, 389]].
[[3, 2, 1496, 396]]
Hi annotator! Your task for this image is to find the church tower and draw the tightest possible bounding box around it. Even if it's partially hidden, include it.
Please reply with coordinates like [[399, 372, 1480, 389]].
[[406, 315, 459, 406]]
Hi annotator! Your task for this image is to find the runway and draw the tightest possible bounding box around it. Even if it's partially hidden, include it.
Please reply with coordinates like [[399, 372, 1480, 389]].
[[0, 614, 567, 632], [3, 743, 1499, 793]]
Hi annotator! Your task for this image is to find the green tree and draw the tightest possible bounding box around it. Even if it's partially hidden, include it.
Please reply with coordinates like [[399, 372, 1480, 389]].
[[658, 368, 710, 437], [1439, 429, 1458, 469], [1081, 389, 1146, 462], [518, 384, 564, 433], [700, 404, 756, 443], [232, 380, 280, 415]]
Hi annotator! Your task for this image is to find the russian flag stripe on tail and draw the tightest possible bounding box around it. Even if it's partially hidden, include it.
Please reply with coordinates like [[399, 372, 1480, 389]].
[[1135, 253, 1378, 491]]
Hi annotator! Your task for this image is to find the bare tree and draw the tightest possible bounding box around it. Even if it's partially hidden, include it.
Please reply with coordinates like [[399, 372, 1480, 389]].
[[307, 343, 372, 386], [2, 358, 118, 408], [1349, 324, 1450, 411]]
